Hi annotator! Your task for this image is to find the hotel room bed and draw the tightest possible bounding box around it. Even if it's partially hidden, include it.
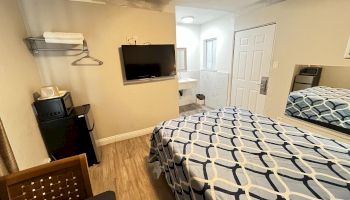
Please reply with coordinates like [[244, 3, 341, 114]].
[[285, 86, 350, 132], [149, 107, 350, 200]]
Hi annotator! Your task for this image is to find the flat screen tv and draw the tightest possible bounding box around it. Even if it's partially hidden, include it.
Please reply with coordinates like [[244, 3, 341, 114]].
[[121, 45, 176, 81]]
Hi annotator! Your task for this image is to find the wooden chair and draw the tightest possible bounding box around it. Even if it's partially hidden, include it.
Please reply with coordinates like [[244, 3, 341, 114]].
[[0, 154, 93, 200]]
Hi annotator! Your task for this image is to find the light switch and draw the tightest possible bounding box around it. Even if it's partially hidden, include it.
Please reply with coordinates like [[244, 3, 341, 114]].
[[345, 37, 350, 59], [272, 61, 279, 69]]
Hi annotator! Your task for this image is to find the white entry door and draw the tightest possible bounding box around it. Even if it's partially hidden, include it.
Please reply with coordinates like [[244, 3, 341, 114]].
[[230, 24, 276, 114]]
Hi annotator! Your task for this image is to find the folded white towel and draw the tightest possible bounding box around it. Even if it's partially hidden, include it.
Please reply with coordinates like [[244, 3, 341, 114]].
[[43, 32, 84, 40], [43, 32, 84, 44], [44, 38, 84, 45]]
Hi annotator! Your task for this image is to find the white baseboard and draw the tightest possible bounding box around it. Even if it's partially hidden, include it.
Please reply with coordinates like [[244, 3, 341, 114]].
[[96, 126, 155, 146], [42, 157, 51, 164]]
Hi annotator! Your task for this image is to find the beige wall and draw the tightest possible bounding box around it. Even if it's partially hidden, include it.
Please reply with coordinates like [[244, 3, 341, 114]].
[[19, 0, 179, 139], [319, 66, 350, 89], [0, 0, 48, 169], [289, 65, 350, 91], [235, 0, 350, 118]]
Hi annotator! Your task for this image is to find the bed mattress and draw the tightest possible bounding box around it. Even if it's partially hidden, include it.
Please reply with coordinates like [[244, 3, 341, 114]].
[[149, 107, 350, 200], [285, 86, 350, 130]]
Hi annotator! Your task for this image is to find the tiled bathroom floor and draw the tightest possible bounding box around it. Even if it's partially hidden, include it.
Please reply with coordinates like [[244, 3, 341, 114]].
[[179, 104, 213, 117]]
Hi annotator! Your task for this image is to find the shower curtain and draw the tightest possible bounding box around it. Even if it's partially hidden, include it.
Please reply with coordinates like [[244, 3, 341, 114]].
[[0, 118, 18, 176]]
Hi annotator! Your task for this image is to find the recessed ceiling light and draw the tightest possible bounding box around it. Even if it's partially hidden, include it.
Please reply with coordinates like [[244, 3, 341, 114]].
[[181, 16, 194, 24]]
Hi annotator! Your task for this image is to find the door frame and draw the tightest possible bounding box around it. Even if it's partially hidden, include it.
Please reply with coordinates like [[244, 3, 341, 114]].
[[227, 22, 277, 113]]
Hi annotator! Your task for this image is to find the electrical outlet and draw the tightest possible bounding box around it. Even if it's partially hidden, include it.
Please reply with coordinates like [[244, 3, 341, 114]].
[[345, 36, 350, 59]]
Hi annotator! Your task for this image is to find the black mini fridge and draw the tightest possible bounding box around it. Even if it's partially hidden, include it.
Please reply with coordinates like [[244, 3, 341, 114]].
[[38, 104, 101, 166]]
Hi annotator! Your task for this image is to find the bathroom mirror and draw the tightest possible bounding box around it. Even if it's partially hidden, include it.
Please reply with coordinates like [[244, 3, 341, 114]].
[[176, 48, 187, 71], [285, 65, 350, 134]]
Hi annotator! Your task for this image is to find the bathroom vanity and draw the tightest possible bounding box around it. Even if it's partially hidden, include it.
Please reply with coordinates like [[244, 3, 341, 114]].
[[178, 78, 198, 106]]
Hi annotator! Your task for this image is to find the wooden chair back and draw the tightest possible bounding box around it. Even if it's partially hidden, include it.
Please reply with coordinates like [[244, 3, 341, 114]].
[[0, 154, 93, 200]]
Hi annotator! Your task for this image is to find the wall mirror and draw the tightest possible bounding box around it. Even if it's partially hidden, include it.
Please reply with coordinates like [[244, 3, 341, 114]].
[[285, 65, 350, 134], [176, 48, 187, 71]]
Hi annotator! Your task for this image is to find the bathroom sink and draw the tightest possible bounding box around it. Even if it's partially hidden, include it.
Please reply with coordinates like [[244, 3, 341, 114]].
[[178, 78, 198, 84], [178, 78, 198, 90], [178, 78, 198, 106]]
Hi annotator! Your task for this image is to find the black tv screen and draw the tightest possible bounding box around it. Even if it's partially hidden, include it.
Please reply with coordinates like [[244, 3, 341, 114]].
[[121, 45, 176, 81]]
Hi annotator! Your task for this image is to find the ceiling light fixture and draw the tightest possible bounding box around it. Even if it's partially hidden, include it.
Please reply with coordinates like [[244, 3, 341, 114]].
[[181, 16, 194, 24]]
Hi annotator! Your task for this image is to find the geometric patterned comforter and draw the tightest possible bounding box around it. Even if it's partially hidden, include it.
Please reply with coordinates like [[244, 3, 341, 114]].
[[149, 107, 350, 200], [286, 86, 350, 130]]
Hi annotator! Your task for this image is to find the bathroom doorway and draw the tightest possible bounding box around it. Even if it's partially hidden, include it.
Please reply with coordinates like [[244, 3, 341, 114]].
[[175, 6, 234, 115]]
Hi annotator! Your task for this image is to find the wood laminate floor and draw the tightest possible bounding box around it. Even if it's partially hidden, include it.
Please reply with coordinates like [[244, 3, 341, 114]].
[[88, 134, 175, 200]]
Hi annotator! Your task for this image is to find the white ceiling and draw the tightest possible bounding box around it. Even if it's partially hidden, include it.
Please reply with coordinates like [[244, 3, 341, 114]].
[[68, 0, 286, 16], [175, 0, 262, 12], [176, 6, 230, 24], [175, 0, 286, 24]]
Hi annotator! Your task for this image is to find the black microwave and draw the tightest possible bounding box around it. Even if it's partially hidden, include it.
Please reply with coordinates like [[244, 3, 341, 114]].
[[33, 92, 74, 122]]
